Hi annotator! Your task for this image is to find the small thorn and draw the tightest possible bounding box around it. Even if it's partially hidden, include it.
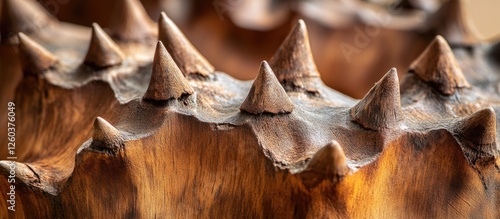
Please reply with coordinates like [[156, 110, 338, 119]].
[[409, 35, 470, 95], [240, 61, 295, 115], [427, 0, 480, 45], [0, 0, 55, 39], [269, 19, 320, 91], [158, 12, 214, 77], [84, 23, 124, 68], [454, 107, 496, 146], [299, 141, 352, 189], [351, 68, 403, 130], [92, 117, 124, 153], [108, 0, 156, 42], [17, 33, 58, 75], [143, 41, 194, 101]]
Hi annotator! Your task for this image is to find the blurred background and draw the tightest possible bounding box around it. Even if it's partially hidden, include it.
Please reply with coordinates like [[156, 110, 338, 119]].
[[15, 0, 500, 98]]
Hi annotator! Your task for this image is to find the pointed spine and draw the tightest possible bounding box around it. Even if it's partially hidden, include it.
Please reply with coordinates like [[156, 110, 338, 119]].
[[17, 32, 58, 75], [427, 0, 480, 45], [454, 107, 496, 146], [299, 141, 352, 189], [84, 23, 124, 68], [0, 161, 40, 184], [240, 61, 295, 114], [269, 19, 321, 92], [350, 68, 403, 130], [108, 0, 156, 42], [143, 41, 194, 101], [91, 117, 124, 153], [158, 12, 214, 77], [408, 35, 470, 95], [0, 0, 55, 40]]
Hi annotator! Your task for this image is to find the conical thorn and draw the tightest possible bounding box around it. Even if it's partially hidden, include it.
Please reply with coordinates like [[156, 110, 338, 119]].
[[17, 32, 58, 75], [299, 140, 352, 189], [454, 107, 496, 146], [107, 0, 156, 42], [158, 12, 214, 77], [409, 35, 470, 95], [143, 41, 194, 101], [84, 23, 124, 68], [92, 117, 125, 153], [269, 19, 321, 93], [240, 61, 295, 115]]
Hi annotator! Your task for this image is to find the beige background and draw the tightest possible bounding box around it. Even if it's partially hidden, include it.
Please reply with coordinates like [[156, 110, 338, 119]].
[[466, 0, 500, 40]]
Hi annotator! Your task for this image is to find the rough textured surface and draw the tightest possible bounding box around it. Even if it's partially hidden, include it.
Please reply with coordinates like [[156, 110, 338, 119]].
[[0, 0, 499, 218]]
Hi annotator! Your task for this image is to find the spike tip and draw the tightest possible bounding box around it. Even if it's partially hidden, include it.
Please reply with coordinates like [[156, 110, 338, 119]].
[[108, 0, 156, 42], [92, 117, 124, 153], [409, 35, 470, 95], [84, 23, 124, 68], [454, 108, 496, 146], [17, 33, 58, 75], [269, 19, 321, 93], [240, 61, 295, 114], [299, 141, 352, 189], [158, 12, 214, 77], [350, 68, 403, 130], [1, 0, 55, 40]]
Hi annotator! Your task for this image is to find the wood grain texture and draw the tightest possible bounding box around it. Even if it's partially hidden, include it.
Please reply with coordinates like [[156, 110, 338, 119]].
[[0, 0, 499, 218]]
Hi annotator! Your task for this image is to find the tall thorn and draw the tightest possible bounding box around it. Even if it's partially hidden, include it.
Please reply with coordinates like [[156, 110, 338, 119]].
[[350, 68, 403, 130], [409, 35, 470, 95], [0, 0, 55, 40], [92, 117, 124, 153], [240, 61, 295, 115], [108, 0, 156, 42], [84, 23, 124, 68], [269, 19, 321, 92], [299, 141, 352, 189], [17, 33, 58, 75], [158, 12, 214, 77], [427, 0, 480, 45], [143, 41, 194, 101]]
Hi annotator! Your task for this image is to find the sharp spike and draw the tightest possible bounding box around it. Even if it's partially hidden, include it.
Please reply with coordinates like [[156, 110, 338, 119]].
[[92, 117, 124, 152], [299, 141, 352, 189], [350, 68, 403, 130], [143, 41, 194, 101], [84, 23, 124, 68], [0, 0, 55, 39], [454, 108, 496, 146], [427, 0, 480, 45], [409, 35, 470, 95], [240, 61, 295, 115], [17, 33, 58, 75], [269, 19, 320, 91], [158, 12, 214, 77], [108, 0, 156, 42]]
